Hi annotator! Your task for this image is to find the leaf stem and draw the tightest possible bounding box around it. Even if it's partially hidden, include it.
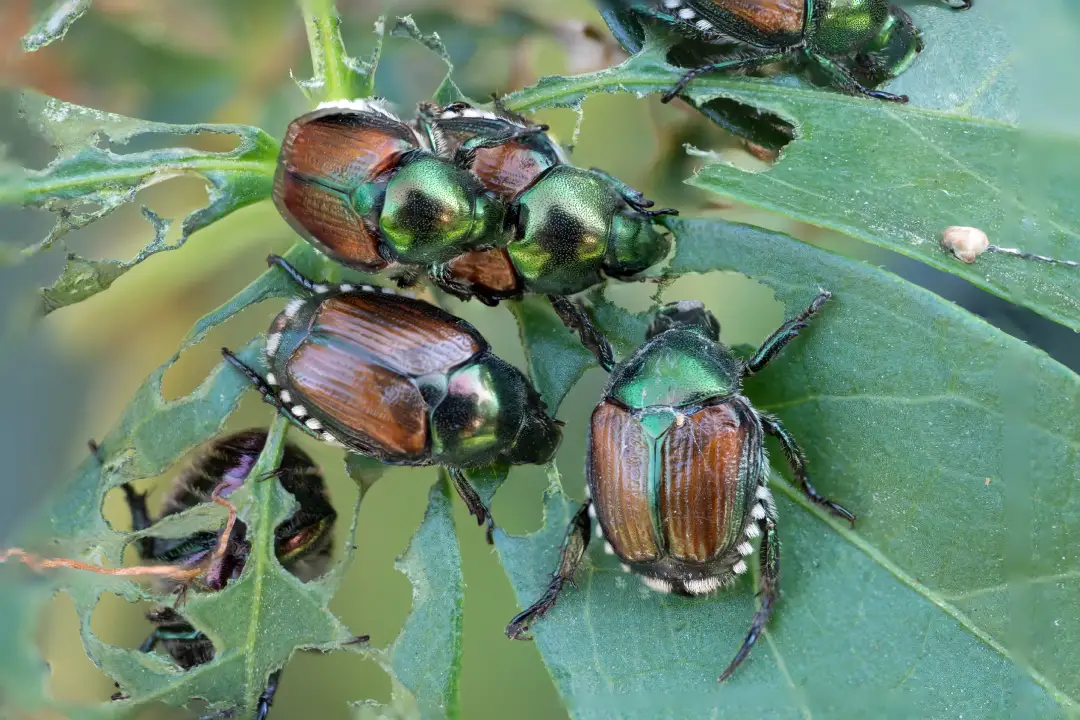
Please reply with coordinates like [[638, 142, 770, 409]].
[[298, 0, 359, 103]]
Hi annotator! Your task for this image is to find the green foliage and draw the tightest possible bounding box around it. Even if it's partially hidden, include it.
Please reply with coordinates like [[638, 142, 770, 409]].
[[0, 92, 277, 313], [1, 1, 1077, 719], [503, 3, 1080, 333], [501, 218, 1079, 717]]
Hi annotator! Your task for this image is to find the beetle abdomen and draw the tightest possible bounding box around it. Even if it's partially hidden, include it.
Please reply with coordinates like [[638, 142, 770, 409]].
[[310, 295, 483, 377], [660, 402, 753, 562], [444, 249, 523, 299], [274, 174, 388, 271], [588, 401, 661, 562], [709, 0, 806, 38]]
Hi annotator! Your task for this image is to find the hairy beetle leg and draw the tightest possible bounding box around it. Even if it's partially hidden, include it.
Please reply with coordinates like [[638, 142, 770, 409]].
[[548, 295, 615, 372], [448, 467, 497, 544], [719, 515, 779, 682], [506, 502, 591, 640], [746, 290, 832, 374], [761, 414, 856, 526], [662, 52, 787, 104]]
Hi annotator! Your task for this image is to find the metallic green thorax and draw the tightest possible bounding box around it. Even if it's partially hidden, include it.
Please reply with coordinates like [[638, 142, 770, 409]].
[[608, 328, 743, 410], [511, 165, 671, 295], [810, 0, 888, 53], [380, 155, 511, 265]]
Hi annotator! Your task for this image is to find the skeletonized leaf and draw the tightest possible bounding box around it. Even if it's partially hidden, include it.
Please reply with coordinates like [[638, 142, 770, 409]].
[[0, 92, 278, 313]]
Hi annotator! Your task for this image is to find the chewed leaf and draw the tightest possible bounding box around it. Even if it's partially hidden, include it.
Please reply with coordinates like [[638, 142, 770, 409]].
[[390, 16, 469, 105], [501, 217, 1079, 717], [0, 92, 278, 313], [296, 0, 379, 103], [356, 475, 464, 719], [21, 0, 92, 51], [0, 243, 360, 717], [503, 5, 1080, 334]]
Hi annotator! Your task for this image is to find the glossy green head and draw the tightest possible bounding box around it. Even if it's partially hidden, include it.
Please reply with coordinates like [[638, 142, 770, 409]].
[[379, 155, 509, 265], [604, 205, 671, 280], [609, 302, 742, 411], [850, 5, 923, 83], [811, 0, 890, 55], [431, 354, 560, 468]]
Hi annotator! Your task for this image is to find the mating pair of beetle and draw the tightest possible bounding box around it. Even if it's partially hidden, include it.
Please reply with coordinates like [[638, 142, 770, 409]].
[[276, 98, 675, 370], [214, 253, 854, 684], [600, 0, 973, 104]]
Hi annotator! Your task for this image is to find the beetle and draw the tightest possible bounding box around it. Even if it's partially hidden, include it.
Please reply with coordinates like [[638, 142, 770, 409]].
[[222, 255, 563, 541], [505, 292, 854, 680], [274, 99, 542, 270], [120, 429, 338, 720], [414, 101, 678, 369], [597, 0, 973, 104]]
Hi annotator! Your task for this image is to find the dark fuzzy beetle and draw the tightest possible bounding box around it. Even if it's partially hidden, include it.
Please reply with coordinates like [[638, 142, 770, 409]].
[[222, 256, 562, 540], [598, 0, 972, 104], [120, 430, 337, 720], [506, 292, 854, 680]]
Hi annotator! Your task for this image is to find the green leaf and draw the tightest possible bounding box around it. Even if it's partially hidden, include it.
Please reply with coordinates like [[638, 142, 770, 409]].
[[0, 91, 278, 313], [504, 4, 1080, 334], [389, 16, 469, 106], [296, 0, 380, 103], [0, 242, 465, 717], [500, 217, 1079, 717], [21, 0, 92, 51], [355, 474, 465, 720]]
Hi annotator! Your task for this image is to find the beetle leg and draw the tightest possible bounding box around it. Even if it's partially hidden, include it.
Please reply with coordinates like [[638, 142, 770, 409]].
[[662, 51, 788, 103], [255, 670, 282, 720], [807, 52, 908, 103], [719, 515, 779, 682], [760, 414, 856, 526], [745, 290, 831, 375], [547, 295, 615, 372], [506, 502, 591, 640], [447, 467, 496, 544], [453, 124, 551, 170], [121, 483, 168, 562]]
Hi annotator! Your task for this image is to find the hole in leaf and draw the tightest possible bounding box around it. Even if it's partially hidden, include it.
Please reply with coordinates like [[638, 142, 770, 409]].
[[103, 129, 242, 156], [659, 270, 784, 349], [40, 592, 117, 703], [329, 465, 428, 649], [161, 297, 282, 401], [89, 592, 156, 653], [275, 647, 391, 718]]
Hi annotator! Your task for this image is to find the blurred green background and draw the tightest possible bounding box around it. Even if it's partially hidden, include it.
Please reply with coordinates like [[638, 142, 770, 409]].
[[1, 1, 1075, 718]]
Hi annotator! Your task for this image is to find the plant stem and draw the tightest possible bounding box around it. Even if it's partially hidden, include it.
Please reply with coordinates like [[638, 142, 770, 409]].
[[298, 0, 361, 103]]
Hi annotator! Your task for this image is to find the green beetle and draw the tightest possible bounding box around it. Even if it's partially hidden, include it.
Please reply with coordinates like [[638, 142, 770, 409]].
[[416, 101, 677, 370], [274, 99, 541, 269], [222, 255, 562, 541], [598, 0, 972, 103], [506, 292, 854, 680]]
